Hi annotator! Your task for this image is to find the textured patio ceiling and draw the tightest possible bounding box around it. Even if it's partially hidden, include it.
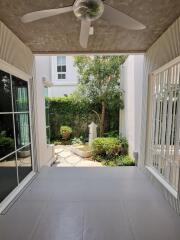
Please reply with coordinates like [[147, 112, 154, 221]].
[[0, 0, 180, 54]]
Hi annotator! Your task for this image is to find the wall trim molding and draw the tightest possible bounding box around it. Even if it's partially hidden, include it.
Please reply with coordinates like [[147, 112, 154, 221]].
[[0, 59, 32, 80]]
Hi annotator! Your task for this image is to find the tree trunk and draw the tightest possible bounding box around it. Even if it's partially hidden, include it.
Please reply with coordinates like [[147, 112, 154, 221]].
[[100, 101, 106, 137]]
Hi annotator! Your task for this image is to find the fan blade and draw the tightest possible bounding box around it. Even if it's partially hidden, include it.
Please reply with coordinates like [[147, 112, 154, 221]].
[[21, 6, 73, 23], [80, 20, 91, 48], [102, 4, 146, 30]]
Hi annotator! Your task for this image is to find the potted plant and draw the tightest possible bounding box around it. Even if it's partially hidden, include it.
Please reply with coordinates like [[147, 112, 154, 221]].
[[60, 126, 72, 140], [17, 145, 31, 158]]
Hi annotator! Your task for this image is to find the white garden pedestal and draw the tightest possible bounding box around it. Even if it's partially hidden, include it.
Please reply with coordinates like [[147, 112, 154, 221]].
[[88, 121, 97, 145]]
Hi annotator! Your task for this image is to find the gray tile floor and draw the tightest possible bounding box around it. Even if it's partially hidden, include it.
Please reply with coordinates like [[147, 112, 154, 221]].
[[0, 167, 180, 240]]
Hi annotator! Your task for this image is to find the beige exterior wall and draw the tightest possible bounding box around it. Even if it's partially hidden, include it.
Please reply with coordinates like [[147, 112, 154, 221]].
[[140, 16, 180, 213], [0, 21, 54, 171], [0, 21, 34, 76], [34, 56, 55, 167], [140, 16, 180, 167]]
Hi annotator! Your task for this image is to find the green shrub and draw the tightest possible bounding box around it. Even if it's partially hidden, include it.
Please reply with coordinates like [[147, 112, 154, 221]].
[[93, 155, 104, 162], [48, 96, 119, 141], [71, 136, 84, 145], [102, 160, 117, 167], [104, 130, 119, 138], [119, 135, 128, 155], [53, 141, 63, 145], [100, 134, 128, 155], [60, 126, 72, 140], [92, 137, 121, 158], [94, 155, 134, 167], [115, 155, 135, 166], [49, 96, 99, 140], [0, 136, 15, 158]]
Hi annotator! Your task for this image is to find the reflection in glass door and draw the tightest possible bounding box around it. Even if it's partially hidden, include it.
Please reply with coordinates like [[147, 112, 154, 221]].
[[0, 70, 33, 203]]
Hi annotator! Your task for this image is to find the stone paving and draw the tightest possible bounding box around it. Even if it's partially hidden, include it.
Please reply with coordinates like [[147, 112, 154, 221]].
[[54, 145, 103, 167]]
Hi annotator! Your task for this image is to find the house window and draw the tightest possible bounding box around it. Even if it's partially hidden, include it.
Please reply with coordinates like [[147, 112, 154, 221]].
[[57, 56, 66, 80], [0, 69, 33, 203]]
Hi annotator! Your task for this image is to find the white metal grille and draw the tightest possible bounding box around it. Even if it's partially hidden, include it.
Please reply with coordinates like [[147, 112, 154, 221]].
[[147, 59, 180, 192]]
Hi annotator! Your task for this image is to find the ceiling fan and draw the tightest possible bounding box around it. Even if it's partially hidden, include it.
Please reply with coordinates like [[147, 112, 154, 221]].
[[21, 0, 146, 49]]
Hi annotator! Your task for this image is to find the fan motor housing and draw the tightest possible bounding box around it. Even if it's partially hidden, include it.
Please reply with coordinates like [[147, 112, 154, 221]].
[[73, 0, 104, 21]]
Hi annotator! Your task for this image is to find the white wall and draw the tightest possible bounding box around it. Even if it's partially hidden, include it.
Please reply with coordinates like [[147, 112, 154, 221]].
[[35, 55, 79, 97], [49, 85, 77, 96], [34, 56, 55, 167], [140, 16, 180, 168], [35, 56, 51, 81], [0, 22, 56, 213], [139, 16, 180, 213], [66, 56, 79, 85], [51, 56, 78, 84], [120, 55, 144, 159], [0, 21, 54, 170]]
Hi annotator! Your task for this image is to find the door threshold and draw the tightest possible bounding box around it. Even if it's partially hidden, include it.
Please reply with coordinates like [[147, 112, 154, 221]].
[[146, 166, 178, 199], [0, 171, 37, 214]]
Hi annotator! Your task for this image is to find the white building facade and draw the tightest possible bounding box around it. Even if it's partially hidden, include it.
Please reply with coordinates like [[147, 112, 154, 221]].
[[35, 55, 79, 97], [119, 55, 144, 161]]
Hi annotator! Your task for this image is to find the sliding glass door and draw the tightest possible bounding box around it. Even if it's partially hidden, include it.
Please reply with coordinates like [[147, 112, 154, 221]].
[[0, 70, 33, 203]]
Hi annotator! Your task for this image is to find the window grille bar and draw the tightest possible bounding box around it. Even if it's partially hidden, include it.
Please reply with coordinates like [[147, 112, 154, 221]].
[[147, 59, 180, 192]]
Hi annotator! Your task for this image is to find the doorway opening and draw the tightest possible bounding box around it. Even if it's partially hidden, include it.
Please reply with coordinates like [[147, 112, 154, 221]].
[[35, 54, 141, 167]]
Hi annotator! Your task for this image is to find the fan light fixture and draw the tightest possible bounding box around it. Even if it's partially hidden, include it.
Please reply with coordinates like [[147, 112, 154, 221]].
[[73, 0, 104, 21], [21, 0, 146, 49]]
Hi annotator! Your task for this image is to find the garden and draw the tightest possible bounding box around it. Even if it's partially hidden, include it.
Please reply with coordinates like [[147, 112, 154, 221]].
[[48, 56, 134, 167]]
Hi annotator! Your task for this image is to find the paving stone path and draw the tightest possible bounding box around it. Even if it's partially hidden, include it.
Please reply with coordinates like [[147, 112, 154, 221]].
[[54, 145, 103, 167]]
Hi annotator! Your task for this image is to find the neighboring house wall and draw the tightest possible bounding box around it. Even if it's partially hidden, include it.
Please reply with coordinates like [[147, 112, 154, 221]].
[[119, 55, 144, 159], [34, 55, 79, 97], [49, 85, 77, 97]]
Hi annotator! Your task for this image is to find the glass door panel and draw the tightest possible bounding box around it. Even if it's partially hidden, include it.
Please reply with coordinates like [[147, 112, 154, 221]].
[[0, 70, 12, 112], [15, 113, 31, 149], [12, 76, 29, 112], [0, 114, 15, 158], [0, 153, 18, 202], [17, 144, 32, 182], [0, 69, 34, 204]]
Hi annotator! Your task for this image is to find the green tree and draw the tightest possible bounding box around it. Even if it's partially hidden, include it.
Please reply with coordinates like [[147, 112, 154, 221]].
[[74, 55, 127, 136]]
